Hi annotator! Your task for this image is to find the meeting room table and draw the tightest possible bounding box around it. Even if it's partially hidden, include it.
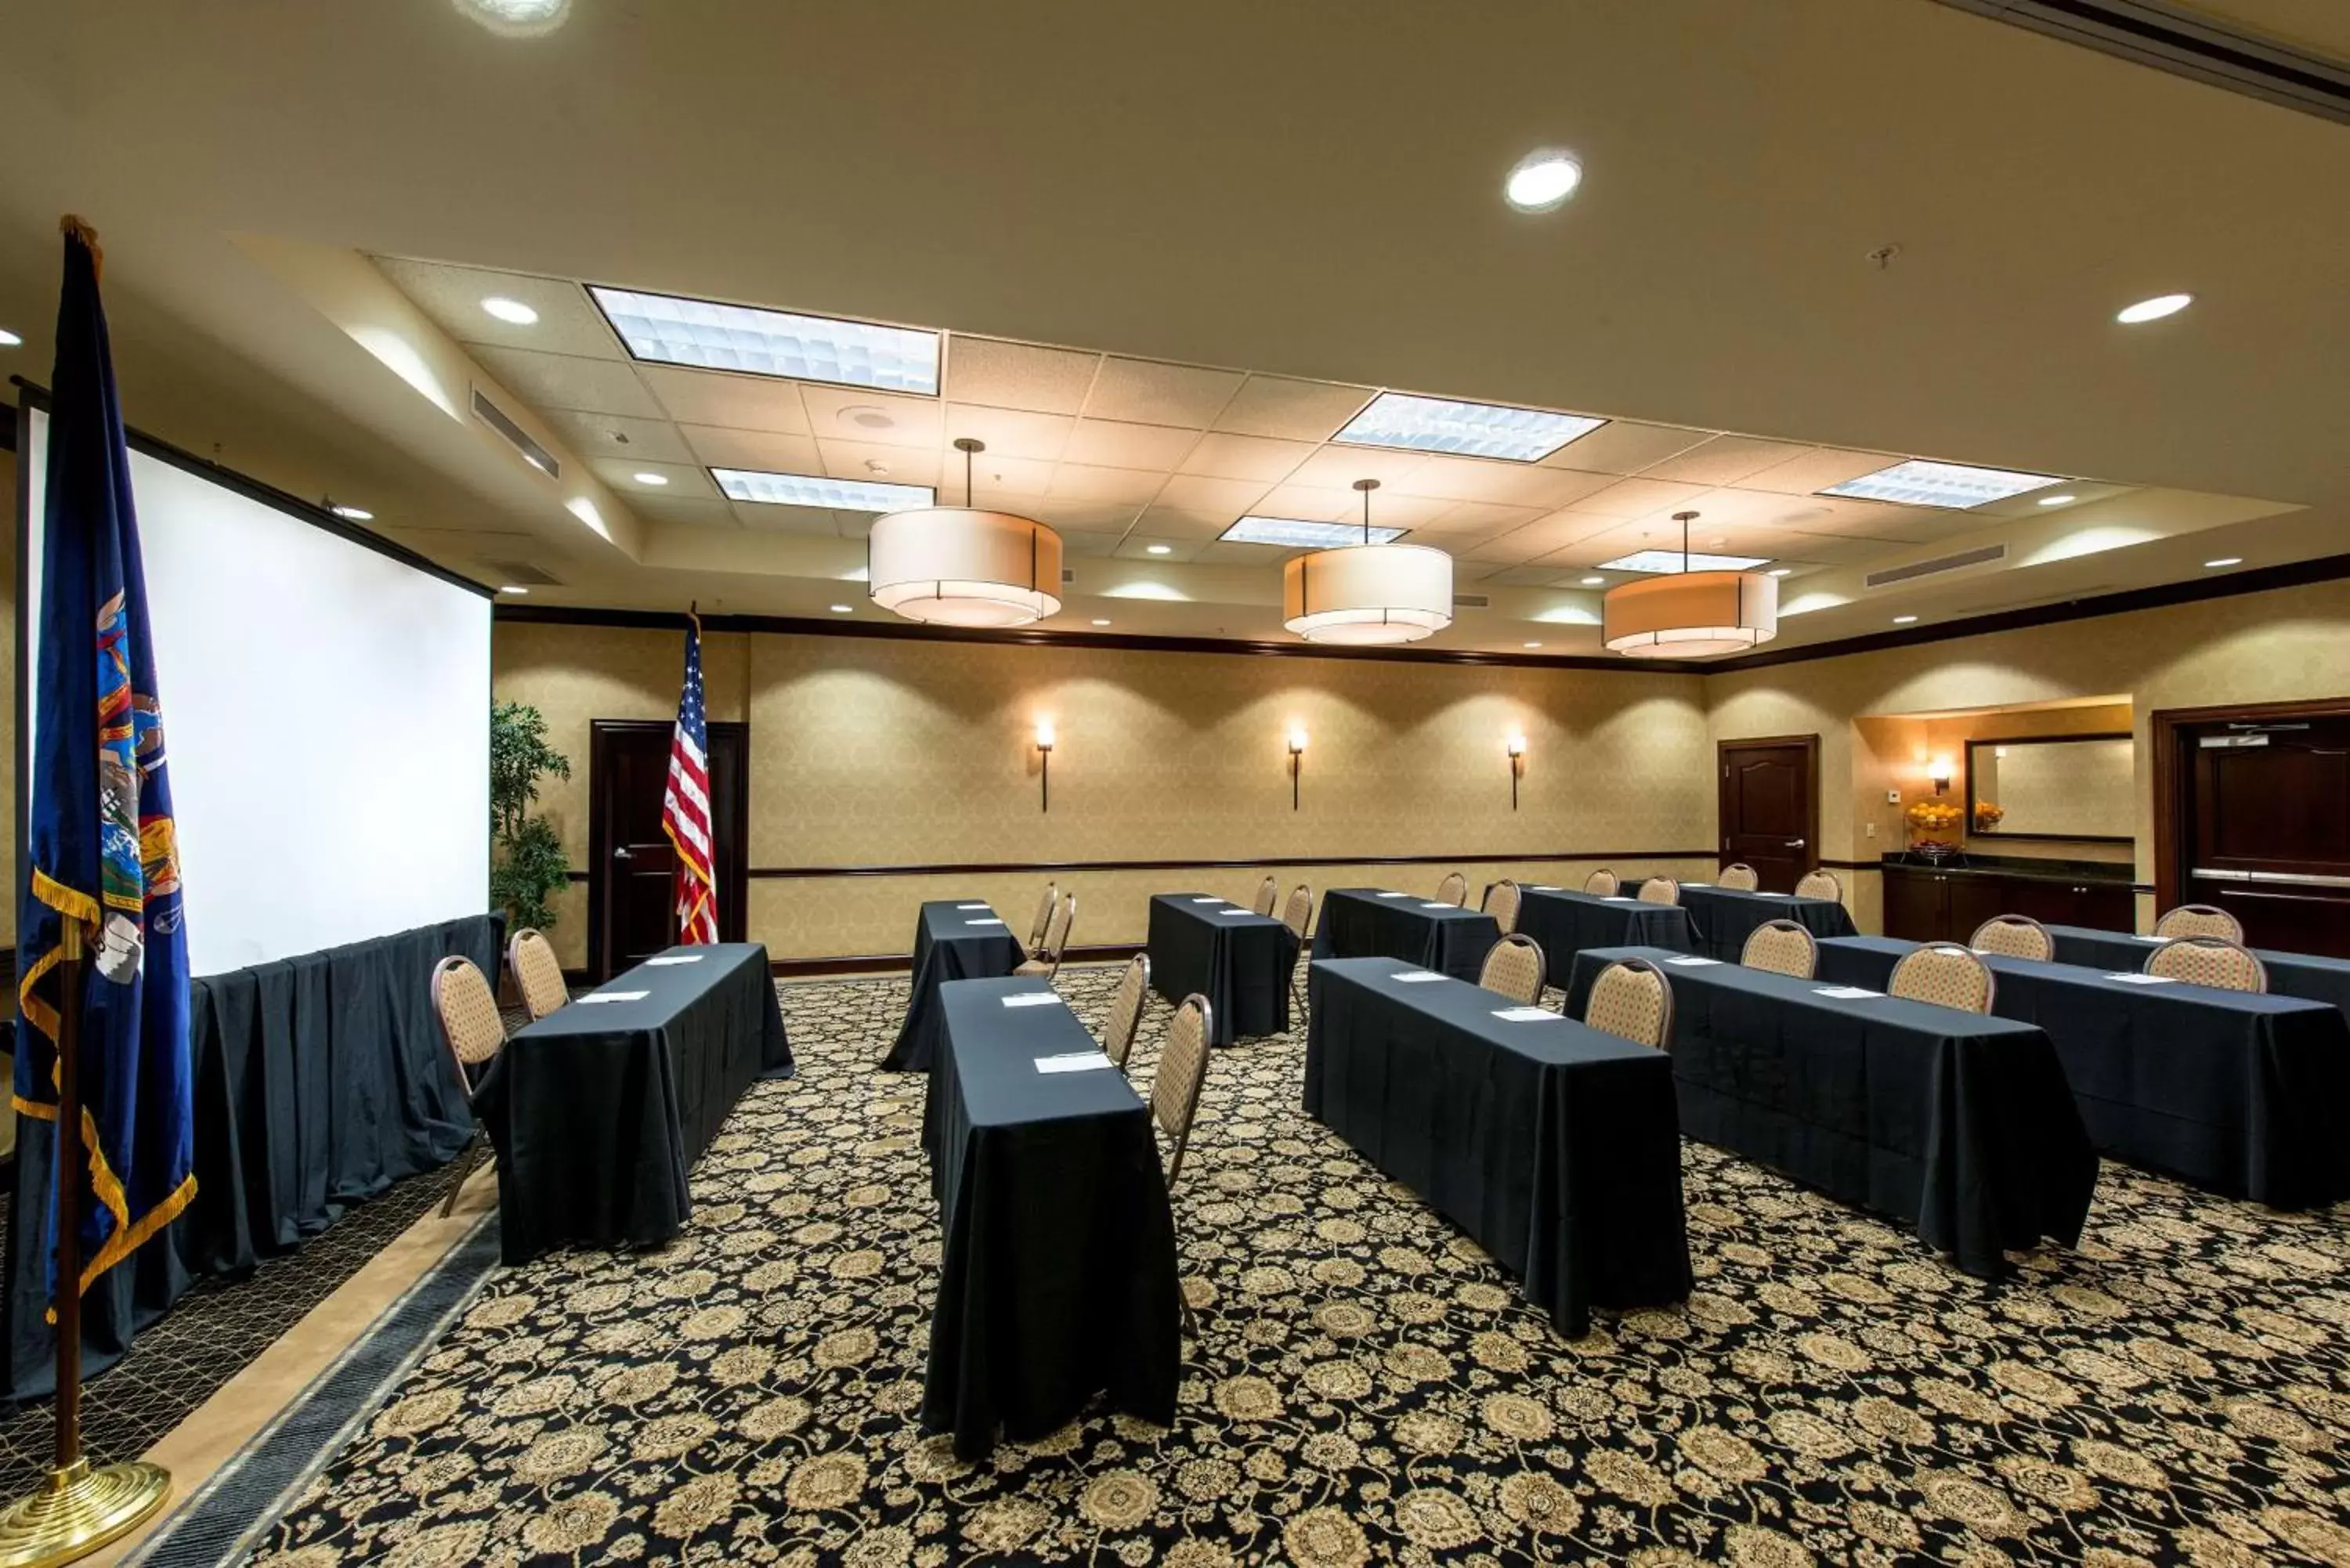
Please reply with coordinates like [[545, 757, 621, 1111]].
[[1146, 893, 1300, 1046], [1512, 884, 1694, 991], [1815, 935, 2350, 1209], [475, 941, 794, 1264], [920, 974, 1180, 1459], [1310, 888, 1501, 988], [1303, 956, 1692, 1334], [1677, 882, 1857, 961], [2042, 923, 2350, 1023], [884, 899, 1029, 1071], [1563, 946, 2096, 1277]]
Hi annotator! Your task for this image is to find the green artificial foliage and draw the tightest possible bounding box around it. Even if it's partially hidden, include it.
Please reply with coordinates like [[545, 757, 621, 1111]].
[[490, 701, 573, 930]]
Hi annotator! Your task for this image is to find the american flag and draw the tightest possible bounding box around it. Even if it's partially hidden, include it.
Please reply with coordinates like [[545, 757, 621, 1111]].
[[662, 611, 719, 945]]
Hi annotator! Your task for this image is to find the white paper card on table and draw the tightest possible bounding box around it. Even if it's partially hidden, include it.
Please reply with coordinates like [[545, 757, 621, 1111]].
[[645, 955, 703, 966], [2105, 972, 2178, 985], [1419, 902, 1456, 910], [1681, 883, 1711, 888], [1665, 956, 1721, 967], [2135, 934, 2168, 943], [1216, 909, 1250, 916], [965, 918, 1007, 926], [1528, 886, 1560, 892], [1813, 986, 1882, 999], [1000, 992, 1063, 1009], [1376, 891, 1411, 898], [1603, 896, 1640, 903], [1190, 897, 1224, 904], [580, 990, 649, 1004], [955, 903, 991, 910], [1390, 971, 1445, 984], [1035, 1051, 1115, 1074], [1491, 1006, 1560, 1023]]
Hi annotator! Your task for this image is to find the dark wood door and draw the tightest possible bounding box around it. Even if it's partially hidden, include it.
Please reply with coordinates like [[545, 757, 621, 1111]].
[[589, 718, 749, 980], [1718, 736, 1820, 892], [2176, 711, 2350, 956]]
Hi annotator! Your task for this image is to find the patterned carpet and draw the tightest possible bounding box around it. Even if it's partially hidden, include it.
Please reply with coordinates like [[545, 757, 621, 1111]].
[[250, 967, 2350, 1566]]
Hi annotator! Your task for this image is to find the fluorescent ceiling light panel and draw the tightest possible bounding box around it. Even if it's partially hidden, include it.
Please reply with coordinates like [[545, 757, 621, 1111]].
[[591, 285, 940, 395], [1221, 516, 1408, 548], [1333, 392, 1603, 462], [1822, 458, 2060, 509], [1596, 548, 1770, 573], [711, 468, 935, 511]]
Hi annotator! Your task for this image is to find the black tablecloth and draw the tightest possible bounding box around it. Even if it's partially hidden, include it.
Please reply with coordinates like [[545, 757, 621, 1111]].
[[921, 975, 1179, 1458], [1817, 935, 2350, 1209], [1310, 889, 1501, 985], [884, 901, 1028, 1072], [1564, 946, 2095, 1276], [1513, 887, 1694, 988], [1303, 958, 1691, 1334], [1147, 894, 1299, 1045], [475, 942, 793, 1263], [2046, 923, 2350, 1022], [4, 912, 500, 1400], [1677, 884, 1857, 962]]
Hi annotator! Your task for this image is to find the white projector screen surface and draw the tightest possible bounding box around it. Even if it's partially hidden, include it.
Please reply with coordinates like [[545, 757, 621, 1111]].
[[23, 407, 491, 976]]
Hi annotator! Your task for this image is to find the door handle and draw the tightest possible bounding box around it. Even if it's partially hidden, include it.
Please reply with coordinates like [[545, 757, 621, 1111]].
[[1785, 839, 1806, 848], [613, 846, 634, 862]]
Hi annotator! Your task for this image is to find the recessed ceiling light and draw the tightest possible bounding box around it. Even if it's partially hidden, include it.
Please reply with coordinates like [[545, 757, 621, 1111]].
[[590, 284, 939, 394], [1597, 548, 1770, 573], [2117, 292, 2192, 324], [497, 584, 530, 594], [1823, 459, 2061, 509], [2205, 556, 2243, 568], [1222, 516, 1407, 548], [1335, 392, 1603, 463], [0, 328, 20, 348], [710, 468, 934, 511], [455, 0, 570, 37], [631, 471, 669, 486], [1523, 641, 1542, 649], [1578, 576, 1606, 587], [1893, 614, 1918, 624], [1091, 618, 1112, 627], [2037, 493, 2077, 507], [481, 295, 539, 326], [1766, 567, 1792, 578], [1146, 543, 1174, 555], [328, 504, 374, 522], [1504, 149, 1583, 212], [829, 603, 853, 613]]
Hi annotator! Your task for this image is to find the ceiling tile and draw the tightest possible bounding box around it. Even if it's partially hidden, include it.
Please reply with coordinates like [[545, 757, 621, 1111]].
[[1391, 453, 1618, 507], [1737, 446, 1901, 496], [1417, 501, 1549, 535], [732, 500, 843, 535], [967, 453, 1058, 497], [1131, 505, 1237, 541], [942, 403, 1074, 462], [1014, 493, 1148, 531], [632, 494, 738, 529], [1055, 530, 1126, 558], [943, 337, 1101, 414], [1112, 535, 1209, 562], [682, 425, 823, 474], [1155, 474, 1270, 518], [1253, 483, 1357, 522], [1285, 446, 1429, 489], [591, 458, 718, 500], [1084, 358, 1246, 427], [472, 345, 665, 418], [1478, 564, 1579, 586], [1177, 432, 1316, 483], [1062, 419, 1201, 471], [1466, 510, 1622, 560], [1640, 435, 1814, 487], [1049, 464, 1169, 504], [1628, 486, 1806, 530], [641, 366, 811, 433], [371, 258, 624, 361], [540, 409, 696, 466], [1212, 375, 1376, 441], [815, 439, 943, 487], [1541, 421, 1713, 475], [1563, 476, 1712, 517], [1195, 539, 1296, 565], [799, 386, 944, 449]]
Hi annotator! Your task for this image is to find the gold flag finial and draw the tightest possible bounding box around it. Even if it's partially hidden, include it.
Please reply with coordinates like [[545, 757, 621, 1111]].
[[60, 215, 103, 281]]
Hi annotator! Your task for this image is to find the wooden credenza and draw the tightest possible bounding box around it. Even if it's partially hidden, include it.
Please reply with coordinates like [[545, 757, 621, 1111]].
[[1881, 861, 2136, 943]]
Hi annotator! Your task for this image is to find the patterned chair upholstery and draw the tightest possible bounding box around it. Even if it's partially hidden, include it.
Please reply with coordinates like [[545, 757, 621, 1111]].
[[2154, 904, 2243, 943], [1015, 893, 1076, 980], [1718, 863, 1760, 892], [1102, 953, 1152, 1069], [1637, 876, 1679, 906], [1251, 875, 1279, 917], [1484, 877, 1523, 935], [1434, 871, 1470, 908], [1584, 958, 1674, 1050], [1795, 869, 1842, 901], [1889, 943, 1995, 1013], [1155, 992, 1216, 1338], [1741, 919, 1817, 980], [1971, 915, 2054, 962], [506, 927, 569, 1022], [1026, 881, 1059, 951], [2146, 936, 2268, 993], [429, 956, 507, 1217], [1477, 933, 1548, 1006], [1583, 869, 1620, 897]]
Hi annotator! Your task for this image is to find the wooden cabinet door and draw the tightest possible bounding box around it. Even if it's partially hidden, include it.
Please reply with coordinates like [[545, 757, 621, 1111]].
[[1947, 874, 2013, 943], [1882, 869, 1950, 941]]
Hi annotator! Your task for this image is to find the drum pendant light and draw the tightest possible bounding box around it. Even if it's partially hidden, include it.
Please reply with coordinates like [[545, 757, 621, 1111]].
[[1282, 479, 1453, 645], [1601, 510, 1777, 658], [869, 437, 1063, 627]]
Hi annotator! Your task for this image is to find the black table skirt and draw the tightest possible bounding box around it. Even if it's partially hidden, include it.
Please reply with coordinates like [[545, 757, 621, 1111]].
[[1677, 885, 1856, 962], [1817, 935, 2350, 1209], [1564, 946, 2096, 1277], [1146, 894, 1299, 1045], [1303, 958, 1691, 1335], [1310, 889, 1501, 985], [1513, 887, 1694, 988], [3, 912, 501, 1400], [885, 901, 1027, 1072], [2047, 923, 2350, 1023], [922, 976, 1179, 1458], [476, 942, 793, 1263]]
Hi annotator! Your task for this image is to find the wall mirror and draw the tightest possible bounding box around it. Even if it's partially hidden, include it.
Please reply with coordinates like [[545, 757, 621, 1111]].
[[1967, 734, 2134, 841]]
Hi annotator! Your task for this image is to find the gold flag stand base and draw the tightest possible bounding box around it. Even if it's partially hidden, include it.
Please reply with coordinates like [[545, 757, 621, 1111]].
[[0, 1458, 170, 1567]]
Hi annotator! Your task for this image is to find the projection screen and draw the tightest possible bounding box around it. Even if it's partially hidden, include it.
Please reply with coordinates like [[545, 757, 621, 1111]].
[[19, 403, 492, 977]]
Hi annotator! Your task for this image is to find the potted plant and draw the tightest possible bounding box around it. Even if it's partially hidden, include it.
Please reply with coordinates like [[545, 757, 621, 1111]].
[[490, 701, 573, 938]]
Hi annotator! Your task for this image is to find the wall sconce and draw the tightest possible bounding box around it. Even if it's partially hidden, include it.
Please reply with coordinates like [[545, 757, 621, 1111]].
[[1929, 755, 1953, 795], [1507, 732, 1528, 811], [1287, 726, 1308, 811], [1035, 718, 1056, 812]]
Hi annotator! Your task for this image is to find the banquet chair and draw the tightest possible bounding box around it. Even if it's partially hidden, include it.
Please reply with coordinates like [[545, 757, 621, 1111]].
[[1741, 919, 1817, 980], [1283, 883, 1315, 1021], [1101, 953, 1152, 1070], [2154, 903, 2243, 943], [1477, 933, 1548, 1006], [1016, 893, 1076, 981], [506, 927, 569, 1022], [1638, 876, 1679, 905], [1889, 943, 1995, 1013], [1434, 871, 1470, 908], [429, 956, 507, 1218], [1484, 877, 1523, 934], [1795, 869, 1842, 902], [1718, 863, 1760, 892], [1154, 992, 1216, 1339], [1584, 958, 1674, 1050], [1026, 880, 1060, 952], [1583, 869, 1620, 897], [1971, 914, 2054, 962], [1251, 875, 1280, 917], [2146, 935, 2268, 993]]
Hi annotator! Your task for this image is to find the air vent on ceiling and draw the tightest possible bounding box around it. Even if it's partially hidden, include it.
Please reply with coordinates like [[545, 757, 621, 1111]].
[[483, 558, 561, 587], [1452, 593, 1491, 609], [1062, 568, 1075, 584], [1865, 543, 2008, 589], [1932, 0, 2350, 125], [471, 388, 562, 480]]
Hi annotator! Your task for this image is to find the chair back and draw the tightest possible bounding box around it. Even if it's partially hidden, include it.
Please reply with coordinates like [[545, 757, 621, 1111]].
[[1718, 863, 1759, 892], [1281, 883, 1314, 942], [507, 927, 569, 1021], [430, 956, 507, 1094], [1103, 953, 1152, 1068], [1039, 892, 1076, 977], [1484, 877, 1522, 934], [1027, 880, 1059, 950], [2146, 935, 2268, 993], [1637, 876, 1679, 905], [1741, 919, 1817, 979], [1889, 943, 1995, 1013], [1434, 871, 1469, 908], [1970, 915, 2053, 962], [1795, 869, 1842, 902], [1477, 934, 1547, 1006], [1582, 868, 1619, 898], [1251, 875, 1279, 917], [2155, 903, 2243, 943], [1584, 958, 1673, 1049], [1152, 993, 1214, 1187]]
